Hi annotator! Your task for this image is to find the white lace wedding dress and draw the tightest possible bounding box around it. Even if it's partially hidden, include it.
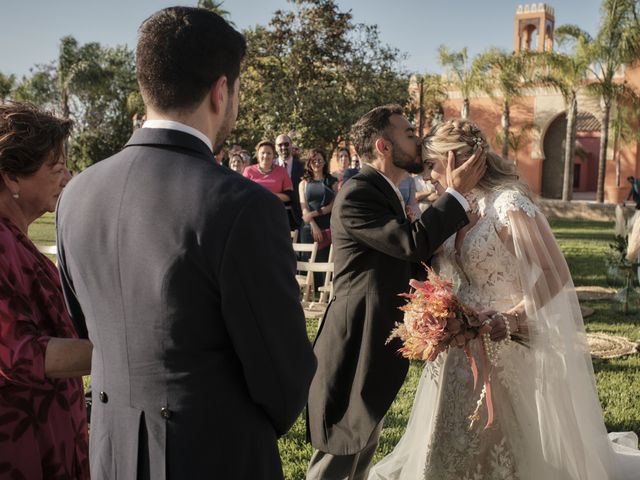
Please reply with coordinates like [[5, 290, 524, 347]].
[[369, 188, 640, 480]]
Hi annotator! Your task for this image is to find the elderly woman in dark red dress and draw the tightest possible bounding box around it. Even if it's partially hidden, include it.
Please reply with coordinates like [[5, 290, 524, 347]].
[[0, 102, 91, 479]]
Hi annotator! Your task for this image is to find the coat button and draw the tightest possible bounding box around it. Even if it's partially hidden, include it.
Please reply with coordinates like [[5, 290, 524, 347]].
[[160, 407, 172, 419], [99, 391, 108, 403]]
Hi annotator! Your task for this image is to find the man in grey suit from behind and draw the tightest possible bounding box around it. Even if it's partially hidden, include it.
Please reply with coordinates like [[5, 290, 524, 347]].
[[56, 7, 316, 480]]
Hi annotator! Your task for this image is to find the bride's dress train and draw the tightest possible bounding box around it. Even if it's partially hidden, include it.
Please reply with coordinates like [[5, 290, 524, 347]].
[[369, 188, 640, 480]]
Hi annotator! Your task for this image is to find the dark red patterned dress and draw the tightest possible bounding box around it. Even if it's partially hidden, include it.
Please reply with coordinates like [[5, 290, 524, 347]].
[[0, 217, 89, 479]]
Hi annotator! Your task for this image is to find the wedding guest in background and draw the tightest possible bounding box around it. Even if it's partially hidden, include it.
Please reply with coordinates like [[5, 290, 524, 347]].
[[331, 147, 351, 186], [342, 154, 362, 184], [292, 143, 301, 159], [244, 140, 294, 205], [275, 133, 304, 231], [228, 152, 245, 174], [240, 150, 252, 167], [626, 175, 640, 209], [56, 8, 315, 479], [0, 102, 91, 479], [414, 160, 442, 214], [398, 171, 418, 218], [214, 144, 225, 165], [299, 148, 338, 289]]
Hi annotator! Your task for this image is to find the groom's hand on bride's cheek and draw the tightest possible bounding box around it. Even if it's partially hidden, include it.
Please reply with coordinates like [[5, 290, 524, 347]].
[[446, 147, 487, 194]]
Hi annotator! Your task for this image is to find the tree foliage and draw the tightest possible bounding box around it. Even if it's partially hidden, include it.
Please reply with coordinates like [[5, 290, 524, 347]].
[[231, 0, 410, 153], [493, 122, 537, 164], [475, 49, 533, 159], [438, 46, 485, 119], [0, 73, 15, 100], [9, 36, 138, 172], [197, 0, 235, 25], [409, 73, 447, 134]]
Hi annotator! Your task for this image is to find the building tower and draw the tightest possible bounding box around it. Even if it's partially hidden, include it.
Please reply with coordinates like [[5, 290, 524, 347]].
[[514, 3, 555, 53]]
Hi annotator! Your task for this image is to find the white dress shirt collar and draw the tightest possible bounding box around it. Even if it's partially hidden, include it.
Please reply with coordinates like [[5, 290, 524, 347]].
[[276, 156, 293, 177], [142, 120, 213, 152], [370, 167, 407, 217]]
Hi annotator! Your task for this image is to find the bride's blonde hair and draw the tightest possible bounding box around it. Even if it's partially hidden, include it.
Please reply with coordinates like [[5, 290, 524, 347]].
[[422, 119, 533, 200]]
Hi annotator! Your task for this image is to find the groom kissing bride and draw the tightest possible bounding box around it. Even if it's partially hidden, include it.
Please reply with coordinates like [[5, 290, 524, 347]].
[[306, 104, 486, 479], [307, 106, 640, 480]]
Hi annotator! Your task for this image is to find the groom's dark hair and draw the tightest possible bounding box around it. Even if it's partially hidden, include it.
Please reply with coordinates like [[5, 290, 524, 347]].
[[350, 104, 404, 163], [136, 6, 246, 112]]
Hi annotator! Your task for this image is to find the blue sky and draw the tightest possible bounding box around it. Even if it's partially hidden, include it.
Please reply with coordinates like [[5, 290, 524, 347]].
[[2, 0, 603, 78]]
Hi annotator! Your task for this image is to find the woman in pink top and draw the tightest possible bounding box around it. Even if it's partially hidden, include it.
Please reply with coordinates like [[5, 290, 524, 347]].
[[243, 140, 293, 203]]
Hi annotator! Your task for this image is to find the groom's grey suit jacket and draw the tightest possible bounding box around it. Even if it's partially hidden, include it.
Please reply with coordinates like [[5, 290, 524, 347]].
[[56, 128, 317, 479], [307, 164, 468, 455]]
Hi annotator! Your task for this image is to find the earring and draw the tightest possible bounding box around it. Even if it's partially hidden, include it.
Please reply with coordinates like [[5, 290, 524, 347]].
[[12, 193, 19, 199]]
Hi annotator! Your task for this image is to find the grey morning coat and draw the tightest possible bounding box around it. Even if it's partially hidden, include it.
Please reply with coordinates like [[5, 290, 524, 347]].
[[57, 128, 317, 480]]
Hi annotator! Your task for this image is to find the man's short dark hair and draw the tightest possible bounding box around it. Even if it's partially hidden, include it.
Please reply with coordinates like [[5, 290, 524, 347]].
[[349, 104, 404, 163], [136, 7, 246, 112]]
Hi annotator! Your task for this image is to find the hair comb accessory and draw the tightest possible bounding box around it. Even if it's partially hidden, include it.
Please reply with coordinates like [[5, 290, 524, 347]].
[[471, 136, 486, 151]]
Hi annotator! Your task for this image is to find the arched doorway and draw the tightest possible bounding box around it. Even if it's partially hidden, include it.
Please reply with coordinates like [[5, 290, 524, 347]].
[[541, 112, 601, 199]]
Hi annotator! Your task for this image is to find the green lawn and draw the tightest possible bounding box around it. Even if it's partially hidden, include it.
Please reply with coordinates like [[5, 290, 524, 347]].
[[29, 212, 56, 245], [29, 215, 640, 479]]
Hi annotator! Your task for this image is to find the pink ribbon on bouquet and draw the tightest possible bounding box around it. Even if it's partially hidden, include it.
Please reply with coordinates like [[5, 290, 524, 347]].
[[465, 337, 495, 430]]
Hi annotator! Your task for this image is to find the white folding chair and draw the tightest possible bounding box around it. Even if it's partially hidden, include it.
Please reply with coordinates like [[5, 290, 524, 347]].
[[317, 244, 335, 304], [296, 259, 335, 323], [36, 244, 58, 265], [292, 242, 318, 301]]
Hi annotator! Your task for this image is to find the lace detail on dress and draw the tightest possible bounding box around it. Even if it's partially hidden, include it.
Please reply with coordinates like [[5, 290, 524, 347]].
[[490, 189, 538, 229], [422, 346, 519, 480], [435, 189, 528, 313]]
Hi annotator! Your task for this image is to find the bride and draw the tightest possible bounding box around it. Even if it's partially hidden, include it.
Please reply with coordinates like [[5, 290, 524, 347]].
[[369, 119, 640, 480]]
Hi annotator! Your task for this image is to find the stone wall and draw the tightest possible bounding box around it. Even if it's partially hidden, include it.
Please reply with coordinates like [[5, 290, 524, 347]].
[[539, 199, 634, 222]]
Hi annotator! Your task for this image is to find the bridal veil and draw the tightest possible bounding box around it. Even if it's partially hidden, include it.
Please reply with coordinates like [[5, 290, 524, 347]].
[[370, 207, 640, 480]]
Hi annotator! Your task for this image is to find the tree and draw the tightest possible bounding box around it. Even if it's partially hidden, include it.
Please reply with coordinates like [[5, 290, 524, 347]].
[[0, 72, 15, 100], [11, 64, 59, 109], [65, 44, 138, 171], [587, 0, 640, 202], [438, 46, 485, 119], [233, 0, 409, 152], [538, 25, 592, 201], [493, 122, 537, 165], [610, 90, 640, 187], [410, 73, 447, 135], [197, 0, 235, 25], [11, 36, 139, 171], [475, 49, 533, 160]]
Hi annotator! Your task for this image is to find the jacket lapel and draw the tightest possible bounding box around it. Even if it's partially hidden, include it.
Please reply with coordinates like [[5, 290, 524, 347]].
[[357, 165, 405, 218]]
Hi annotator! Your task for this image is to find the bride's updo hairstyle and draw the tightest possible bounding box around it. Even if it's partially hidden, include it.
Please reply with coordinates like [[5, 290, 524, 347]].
[[422, 119, 533, 199]]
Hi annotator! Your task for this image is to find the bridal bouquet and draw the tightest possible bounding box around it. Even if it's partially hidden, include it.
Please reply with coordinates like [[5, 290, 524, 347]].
[[387, 267, 514, 430], [387, 268, 485, 362]]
